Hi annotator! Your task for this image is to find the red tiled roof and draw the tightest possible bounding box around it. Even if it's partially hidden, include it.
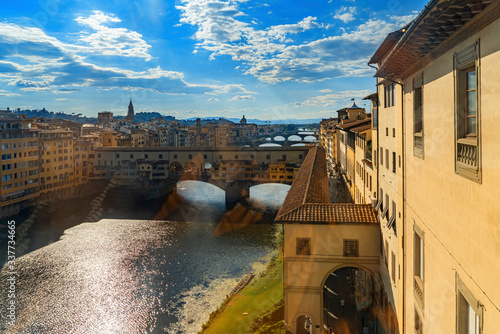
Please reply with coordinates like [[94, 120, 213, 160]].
[[351, 124, 371, 133], [277, 146, 329, 217], [276, 146, 377, 225], [336, 118, 371, 130], [276, 203, 377, 224]]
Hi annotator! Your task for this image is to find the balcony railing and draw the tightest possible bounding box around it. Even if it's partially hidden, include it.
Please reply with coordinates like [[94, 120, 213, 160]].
[[414, 276, 424, 309], [414, 133, 423, 155], [457, 139, 477, 169]]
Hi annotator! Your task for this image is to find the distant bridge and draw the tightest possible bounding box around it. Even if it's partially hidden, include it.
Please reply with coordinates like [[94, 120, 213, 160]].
[[93, 146, 311, 208]]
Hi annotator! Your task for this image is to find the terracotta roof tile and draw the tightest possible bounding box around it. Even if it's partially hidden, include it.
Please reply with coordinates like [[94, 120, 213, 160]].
[[276, 203, 377, 224], [350, 124, 371, 133], [277, 147, 329, 217], [336, 118, 371, 130], [276, 145, 378, 225]]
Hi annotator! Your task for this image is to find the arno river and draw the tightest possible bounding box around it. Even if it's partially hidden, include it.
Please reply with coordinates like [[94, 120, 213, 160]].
[[0, 181, 290, 333]]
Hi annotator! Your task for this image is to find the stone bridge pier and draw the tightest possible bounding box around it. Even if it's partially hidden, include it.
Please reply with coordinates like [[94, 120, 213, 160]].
[[210, 179, 255, 210]]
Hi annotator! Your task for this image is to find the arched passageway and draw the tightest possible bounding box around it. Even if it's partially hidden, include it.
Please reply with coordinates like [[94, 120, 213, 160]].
[[323, 266, 379, 334]]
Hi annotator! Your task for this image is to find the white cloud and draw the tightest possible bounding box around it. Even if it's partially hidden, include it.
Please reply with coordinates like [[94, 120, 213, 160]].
[[229, 95, 255, 101], [0, 89, 20, 97], [319, 89, 332, 93], [75, 11, 152, 60], [295, 90, 373, 107], [176, 0, 409, 84], [334, 6, 357, 23], [0, 22, 244, 96], [208, 97, 219, 101]]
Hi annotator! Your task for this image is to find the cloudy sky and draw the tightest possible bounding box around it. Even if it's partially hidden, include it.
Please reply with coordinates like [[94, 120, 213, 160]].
[[0, 0, 426, 120]]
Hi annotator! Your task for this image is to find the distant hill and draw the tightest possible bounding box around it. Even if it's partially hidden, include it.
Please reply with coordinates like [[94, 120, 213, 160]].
[[13, 109, 320, 125], [184, 117, 322, 125]]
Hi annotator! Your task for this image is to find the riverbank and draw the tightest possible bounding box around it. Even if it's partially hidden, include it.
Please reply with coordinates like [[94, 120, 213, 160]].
[[199, 231, 285, 334]]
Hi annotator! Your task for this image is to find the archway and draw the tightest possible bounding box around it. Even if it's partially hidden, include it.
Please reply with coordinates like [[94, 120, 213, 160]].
[[295, 314, 314, 334], [322, 266, 380, 334], [170, 161, 183, 179]]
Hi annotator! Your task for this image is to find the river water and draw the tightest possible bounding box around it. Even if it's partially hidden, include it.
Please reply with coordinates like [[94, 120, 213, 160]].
[[0, 181, 290, 334]]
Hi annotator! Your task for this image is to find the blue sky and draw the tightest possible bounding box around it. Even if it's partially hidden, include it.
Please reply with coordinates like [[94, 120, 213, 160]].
[[0, 0, 427, 120]]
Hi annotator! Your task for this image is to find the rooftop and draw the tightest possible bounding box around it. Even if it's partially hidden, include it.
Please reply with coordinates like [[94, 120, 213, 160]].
[[371, 0, 496, 80], [276, 146, 377, 224]]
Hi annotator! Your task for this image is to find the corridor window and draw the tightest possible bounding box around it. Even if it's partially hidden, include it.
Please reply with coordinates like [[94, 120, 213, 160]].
[[454, 40, 481, 183], [343, 239, 359, 257], [296, 238, 311, 255]]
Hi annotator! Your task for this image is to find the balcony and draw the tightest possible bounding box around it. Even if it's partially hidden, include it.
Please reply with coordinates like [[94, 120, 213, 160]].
[[457, 138, 477, 168], [456, 138, 480, 182], [414, 132, 423, 157], [414, 276, 424, 309]]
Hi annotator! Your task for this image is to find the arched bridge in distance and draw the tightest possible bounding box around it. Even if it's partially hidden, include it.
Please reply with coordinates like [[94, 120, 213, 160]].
[[93, 146, 312, 209]]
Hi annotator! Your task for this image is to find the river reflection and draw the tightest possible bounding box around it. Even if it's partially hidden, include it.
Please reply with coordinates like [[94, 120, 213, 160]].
[[0, 182, 288, 334]]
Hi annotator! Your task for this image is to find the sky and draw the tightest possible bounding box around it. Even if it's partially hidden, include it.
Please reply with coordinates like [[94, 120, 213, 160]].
[[0, 0, 428, 121]]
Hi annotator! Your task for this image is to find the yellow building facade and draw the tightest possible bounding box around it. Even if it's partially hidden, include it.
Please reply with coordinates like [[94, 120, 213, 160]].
[[0, 112, 40, 214], [39, 129, 75, 193], [370, 0, 500, 332]]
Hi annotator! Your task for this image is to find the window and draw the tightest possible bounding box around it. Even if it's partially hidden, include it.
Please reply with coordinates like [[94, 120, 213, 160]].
[[391, 252, 396, 283], [414, 230, 424, 282], [380, 147, 383, 166], [375, 187, 383, 212], [374, 149, 377, 167], [456, 275, 483, 334], [382, 194, 389, 219], [414, 73, 424, 157], [388, 201, 396, 230], [454, 40, 481, 182], [343, 239, 359, 257], [385, 149, 389, 169], [384, 83, 395, 107], [386, 127, 389, 136], [392, 152, 396, 173], [296, 238, 311, 255], [393, 128, 396, 137]]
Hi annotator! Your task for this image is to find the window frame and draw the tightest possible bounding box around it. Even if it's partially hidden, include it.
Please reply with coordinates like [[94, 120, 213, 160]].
[[413, 73, 424, 158], [343, 239, 359, 257], [456, 274, 483, 334], [296, 238, 311, 256], [454, 40, 481, 183]]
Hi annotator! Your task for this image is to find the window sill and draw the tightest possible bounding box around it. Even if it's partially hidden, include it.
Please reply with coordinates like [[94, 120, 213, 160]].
[[457, 137, 477, 146]]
